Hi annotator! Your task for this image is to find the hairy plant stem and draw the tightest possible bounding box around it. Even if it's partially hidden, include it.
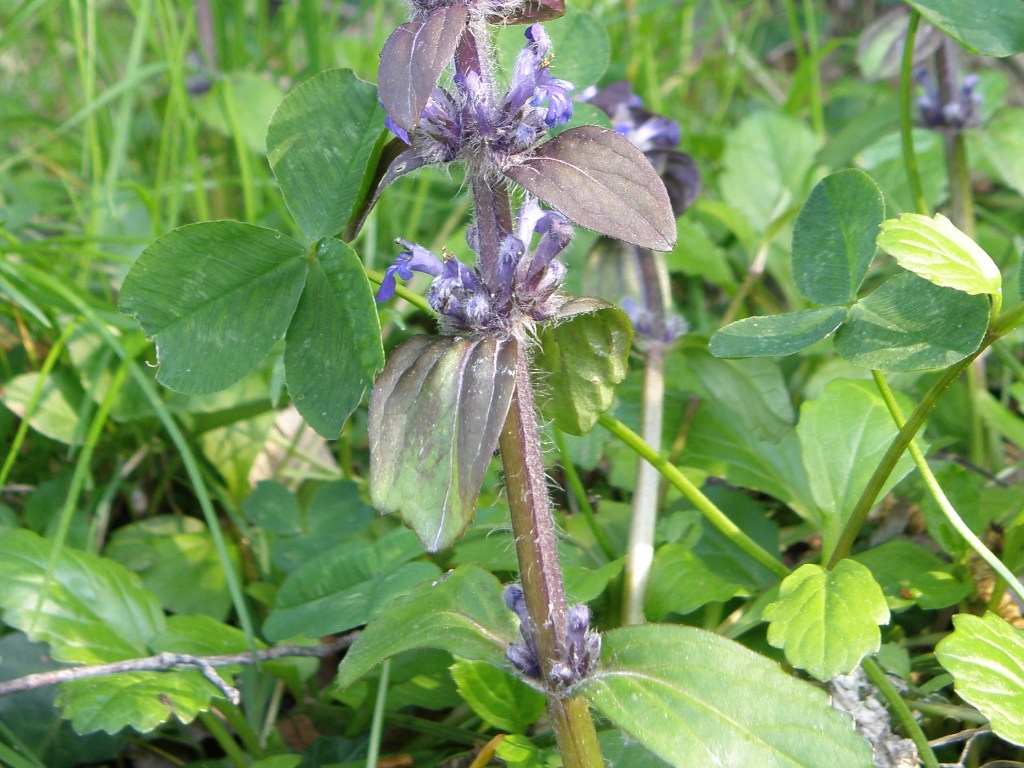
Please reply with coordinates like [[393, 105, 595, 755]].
[[454, 26, 600, 759], [828, 301, 1024, 567], [499, 346, 603, 768]]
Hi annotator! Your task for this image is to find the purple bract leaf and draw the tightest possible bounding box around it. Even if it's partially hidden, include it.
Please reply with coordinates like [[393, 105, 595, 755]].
[[378, 3, 468, 132], [503, 126, 676, 251], [369, 334, 518, 552], [647, 149, 702, 217], [344, 139, 428, 241]]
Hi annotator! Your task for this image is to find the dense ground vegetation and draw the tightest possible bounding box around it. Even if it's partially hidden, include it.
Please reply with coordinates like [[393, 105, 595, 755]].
[[3, 0, 1024, 766]]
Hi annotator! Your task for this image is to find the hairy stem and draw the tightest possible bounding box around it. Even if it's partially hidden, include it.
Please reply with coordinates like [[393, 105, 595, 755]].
[[499, 345, 602, 768]]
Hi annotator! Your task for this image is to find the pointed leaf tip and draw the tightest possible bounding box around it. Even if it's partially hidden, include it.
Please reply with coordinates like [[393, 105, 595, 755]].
[[504, 126, 677, 251], [378, 3, 468, 132]]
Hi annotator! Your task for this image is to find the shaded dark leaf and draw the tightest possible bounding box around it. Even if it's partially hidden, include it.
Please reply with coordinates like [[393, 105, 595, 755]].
[[647, 149, 701, 217], [343, 140, 429, 241], [504, 126, 676, 251], [378, 3, 468, 132], [369, 334, 518, 551]]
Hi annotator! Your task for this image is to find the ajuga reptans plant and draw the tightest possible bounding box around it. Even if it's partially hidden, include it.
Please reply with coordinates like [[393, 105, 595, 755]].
[[368, 0, 674, 762]]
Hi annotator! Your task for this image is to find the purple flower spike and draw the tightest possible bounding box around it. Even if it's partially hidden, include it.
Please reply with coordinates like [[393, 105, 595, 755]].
[[506, 23, 574, 127], [375, 240, 444, 301]]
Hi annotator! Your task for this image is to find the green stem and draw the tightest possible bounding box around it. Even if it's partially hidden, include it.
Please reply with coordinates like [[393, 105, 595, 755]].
[[366, 659, 391, 768], [198, 712, 249, 768], [552, 428, 616, 563], [0, 320, 80, 488], [828, 301, 1024, 567], [219, 702, 265, 760], [598, 413, 790, 579], [899, 10, 929, 216], [801, 0, 825, 139], [862, 657, 940, 768], [872, 372, 1024, 604], [500, 347, 602, 768]]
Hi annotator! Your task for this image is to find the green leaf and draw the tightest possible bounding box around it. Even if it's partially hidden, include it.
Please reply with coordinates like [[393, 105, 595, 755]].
[[972, 107, 1024, 197], [936, 612, 1024, 746], [284, 238, 383, 437], [0, 369, 84, 444], [450, 659, 546, 733], [763, 560, 890, 681], [193, 71, 284, 155], [796, 379, 917, 556], [904, 0, 1024, 57], [263, 528, 441, 641], [685, 405, 816, 525], [0, 634, 126, 767], [536, 298, 632, 435], [878, 213, 1001, 297], [719, 111, 819, 233], [581, 625, 873, 767], [834, 271, 989, 370], [792, 169, 885, 305], [0, 529, 165, 664], [685, 352, 794, 442], [495, 8, 609, 91], [644, 545, 748, 620], [105, 516, 241, 621], [266, 69, 385, 240], [854, 540, 971, 610], [538, 8, 609, 89], [119, 221, 307, 394], [56, 672, 222, 735], [710, 308, 847, 358], [242, 480, 302, 536], [335, 565, 518, 690], [150, 614, 258, 656], [370, 335, 518, 552]]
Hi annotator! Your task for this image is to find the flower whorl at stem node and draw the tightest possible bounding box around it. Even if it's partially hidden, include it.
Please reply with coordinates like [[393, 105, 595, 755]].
[[375, 198, 572, 334], [385, 24, 574, 171], [504, 584, 601, 691]]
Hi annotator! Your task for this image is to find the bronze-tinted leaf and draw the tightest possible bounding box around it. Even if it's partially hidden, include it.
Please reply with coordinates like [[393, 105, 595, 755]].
[[343, 139, 429, 241], [488, 0, 564, 25], [377, 3, 468, 132], [369, 334, 518, 552], [503, 126, 676, 251]]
